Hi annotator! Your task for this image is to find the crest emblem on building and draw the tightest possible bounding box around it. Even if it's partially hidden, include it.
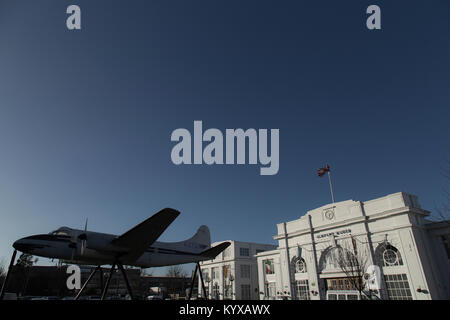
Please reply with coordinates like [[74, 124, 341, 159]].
[[323, 208, 335, 220]]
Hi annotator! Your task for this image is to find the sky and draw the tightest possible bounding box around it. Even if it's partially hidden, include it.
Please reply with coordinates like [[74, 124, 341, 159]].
[[0, 1, 449, 275]]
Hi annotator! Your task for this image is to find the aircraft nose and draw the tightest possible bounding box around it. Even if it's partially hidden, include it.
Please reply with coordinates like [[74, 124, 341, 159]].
[[13, 238, 32, 253]]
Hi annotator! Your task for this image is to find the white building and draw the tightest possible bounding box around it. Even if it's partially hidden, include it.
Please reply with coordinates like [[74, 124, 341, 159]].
[[256, 192, 450, 300], [198, 240, 277, 300]]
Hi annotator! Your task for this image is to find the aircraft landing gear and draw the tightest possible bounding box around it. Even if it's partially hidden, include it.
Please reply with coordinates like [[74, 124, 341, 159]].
[[76, 261, 134, 300], [0, 250, 18, 300], [99, 260, 134, 300], [75, 265, 103, 300], [187, 262, 208, 300], [117, 262, 134, 300], [100, 262, 116, 300]]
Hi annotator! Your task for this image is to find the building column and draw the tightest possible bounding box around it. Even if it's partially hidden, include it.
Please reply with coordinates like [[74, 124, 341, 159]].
[[307, 215, 322, 300], [282, 223, 294, 299]]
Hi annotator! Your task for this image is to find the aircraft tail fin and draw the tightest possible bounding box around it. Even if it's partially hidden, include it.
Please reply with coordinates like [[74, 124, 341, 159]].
[[199, 242, 231, 259], [185, 225, 211, 249]]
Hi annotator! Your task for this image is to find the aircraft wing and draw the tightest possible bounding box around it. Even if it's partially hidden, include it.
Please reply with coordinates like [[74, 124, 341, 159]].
[[199, 241, 231, 259], [112, 208, 180, 262]]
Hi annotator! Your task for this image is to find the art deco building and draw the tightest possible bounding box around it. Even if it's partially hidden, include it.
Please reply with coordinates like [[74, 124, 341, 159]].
[[198, 241, 276, 300], [256, 192, 450, 300]]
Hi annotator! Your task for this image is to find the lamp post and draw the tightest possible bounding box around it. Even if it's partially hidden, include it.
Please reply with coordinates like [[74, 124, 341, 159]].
[[229, 274, 234, 300], [205, 275, 211, 299], [214, 282, 219, 300]]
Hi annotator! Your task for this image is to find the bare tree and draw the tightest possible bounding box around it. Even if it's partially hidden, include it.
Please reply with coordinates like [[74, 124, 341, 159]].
[[15, 253, 35, 296], [166, 265, 187, 278], [336, 237, 371, 299], [165, 265, 188, 298], [0, 258, 6, 288]]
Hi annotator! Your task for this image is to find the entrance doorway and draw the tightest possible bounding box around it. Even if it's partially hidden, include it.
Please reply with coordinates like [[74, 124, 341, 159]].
[[326, 290, 360, 300], [324, 277, 362, 300]]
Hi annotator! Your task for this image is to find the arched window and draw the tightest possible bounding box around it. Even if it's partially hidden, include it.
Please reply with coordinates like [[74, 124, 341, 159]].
[[375, 243, 403, 267], [292, 257, 307, 273], [318, 246, 355, 272]]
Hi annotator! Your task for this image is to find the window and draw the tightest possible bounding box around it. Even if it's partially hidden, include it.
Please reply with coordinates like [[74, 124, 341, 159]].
[[383, 249, 399, 265], [294, 280, 310, 300], [344, 279, 350, 290], [50, 227, 71, 236], [241, 284, 251, 300], [292, 257, 307, 273], [319, 246, 353, 271], [240, 247, 250, 257], [212, 267, 219, 280], [264, 282, 276, 299], [200, 270, 210, 298], [327, 291, 361, 300], [240, 265, 251, 278], [384, 274, 412, 300], [326, 277, 358, 291], [224, 284, 232, 299], [263, 259, 275, 274], [441, 235, 450, 259], [375, 243, 404, 267], [202, 269, 210, 282], [212, 282, 220, 300]]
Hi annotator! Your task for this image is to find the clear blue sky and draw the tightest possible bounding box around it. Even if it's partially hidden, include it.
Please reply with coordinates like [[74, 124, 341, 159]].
[[0, 1, 449, 275]]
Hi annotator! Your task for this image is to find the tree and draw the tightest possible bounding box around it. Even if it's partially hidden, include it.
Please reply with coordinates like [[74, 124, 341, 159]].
[[336, 237, 372, 299], [166, 265, 187, 278], [0, 258, 6, 288], [14, 253, 36, 296], [166, 265, 188, 298]]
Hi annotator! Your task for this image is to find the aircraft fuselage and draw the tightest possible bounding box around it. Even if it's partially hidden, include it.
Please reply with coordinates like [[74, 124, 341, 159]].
[[13, 228, 210, 268]]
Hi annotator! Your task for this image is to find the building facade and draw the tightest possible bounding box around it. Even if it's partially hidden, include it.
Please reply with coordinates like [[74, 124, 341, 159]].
[[199, 240, 276, 300], [3, 264, 193, 299], [256, 192, 450, 300], [140, 275, 194, 299]]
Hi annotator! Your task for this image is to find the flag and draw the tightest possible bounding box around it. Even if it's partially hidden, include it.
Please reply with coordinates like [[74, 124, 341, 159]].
[[264, 260, 273, 274], [317, 164, 330, 177], [223, 265, 229, 278]]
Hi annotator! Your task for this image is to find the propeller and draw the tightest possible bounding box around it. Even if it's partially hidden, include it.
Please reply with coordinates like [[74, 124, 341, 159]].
[[78, 233, 87, 256], [79, 218, 88, 255], [69, 218, 88, 259]]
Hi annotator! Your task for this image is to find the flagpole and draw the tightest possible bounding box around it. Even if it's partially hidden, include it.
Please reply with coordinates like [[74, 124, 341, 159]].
[[327, 171, 335, 203]]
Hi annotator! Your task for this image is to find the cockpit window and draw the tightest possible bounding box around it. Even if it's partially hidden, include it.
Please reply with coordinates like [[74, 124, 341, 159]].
[[53, 231, 68, 236], [49, 227, 72, 236]]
